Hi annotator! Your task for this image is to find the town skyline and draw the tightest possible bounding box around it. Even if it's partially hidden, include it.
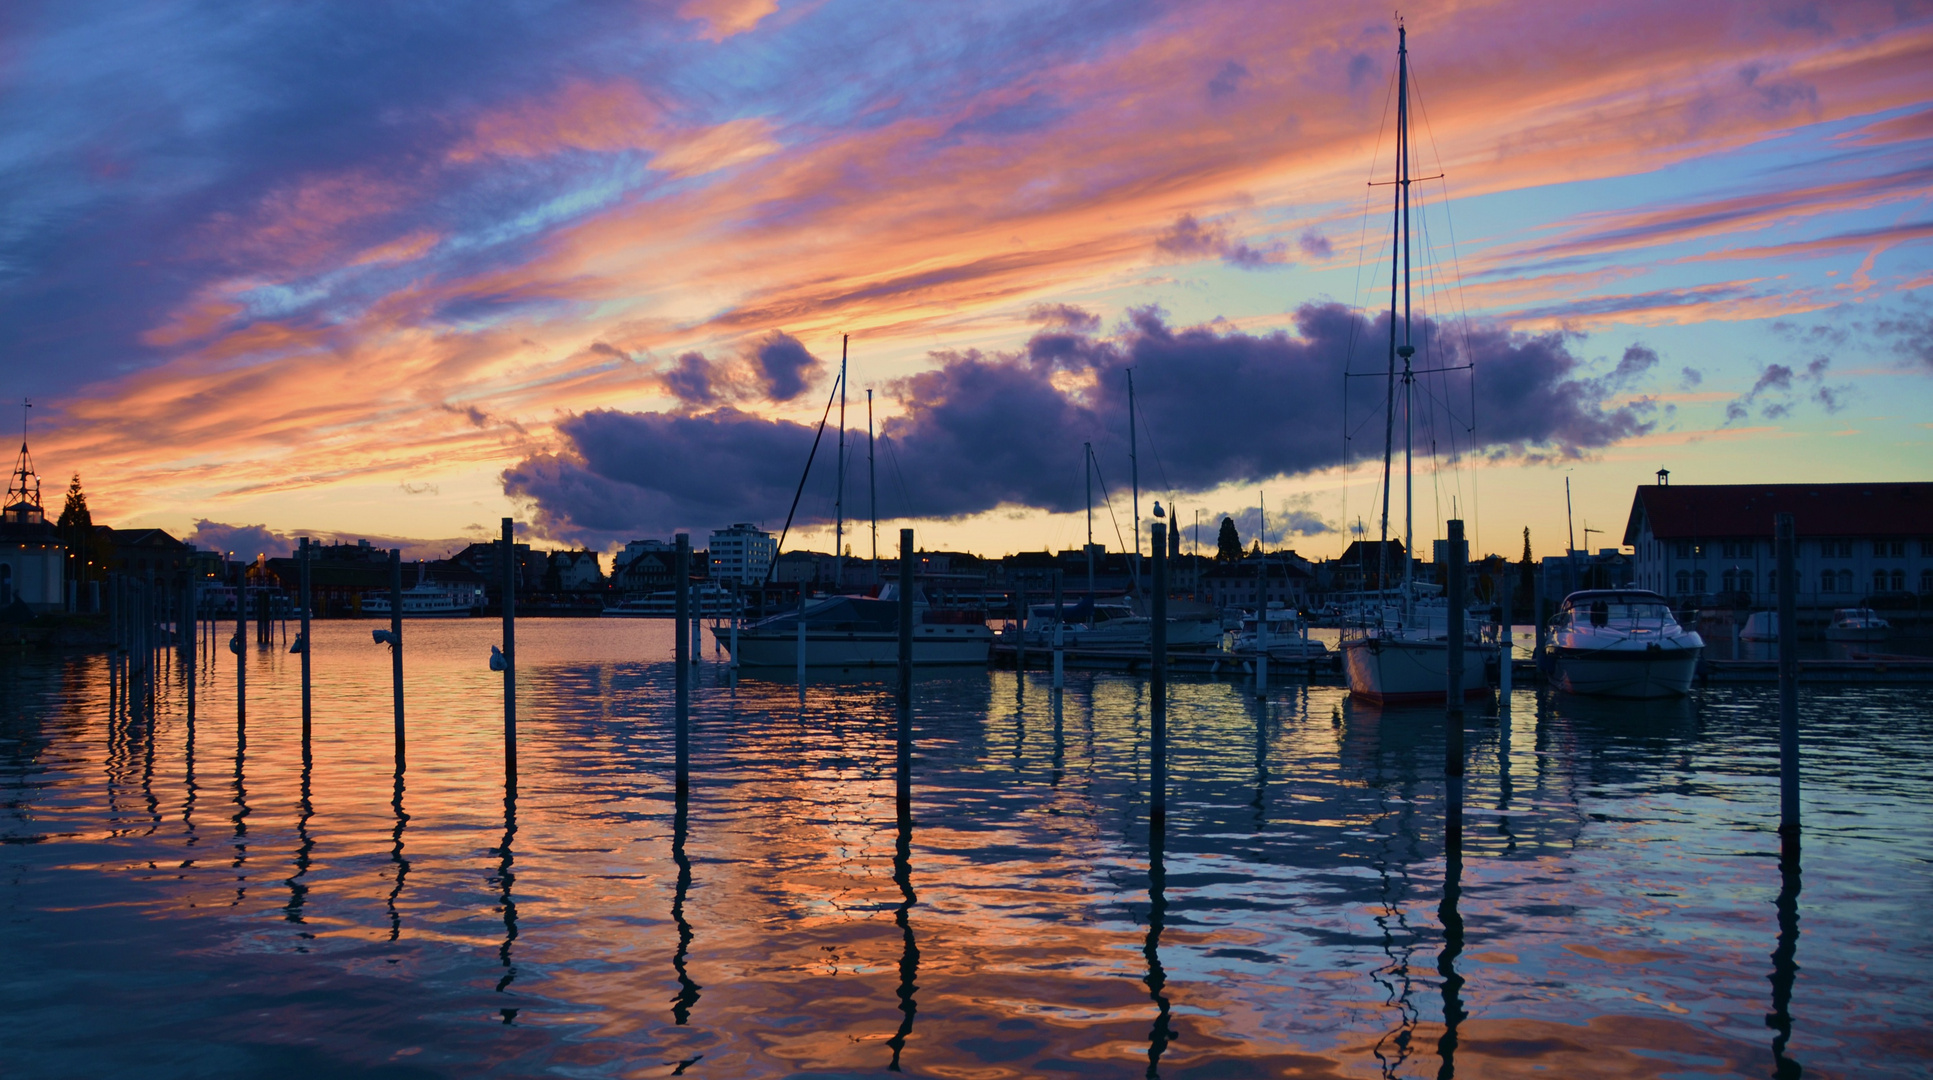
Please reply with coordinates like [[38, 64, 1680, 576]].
[[3, 2, 1928, 565]]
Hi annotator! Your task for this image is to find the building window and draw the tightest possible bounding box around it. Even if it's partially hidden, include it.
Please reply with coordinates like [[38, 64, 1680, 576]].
[[1875, 570, 1889, 594], [1738, 570, 1753, 595], [1922, 539, 1933, 557], [1820, 570, 1836, 593], [1694, 570, 1707, 593], [1838, 569, 1853, 594], [1890, 540, 1906, 558], [1721, 569, 1737, 592], [1676, 542, 1692, 558], [1922, 569, 1933, 594], [1892, 570, 1906, 593]]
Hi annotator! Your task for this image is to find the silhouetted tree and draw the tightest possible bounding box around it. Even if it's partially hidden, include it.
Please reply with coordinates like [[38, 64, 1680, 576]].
[[56, 474, 103, 587], [1216, 517, 1242, 562], [1519, 527, 1536, 617]]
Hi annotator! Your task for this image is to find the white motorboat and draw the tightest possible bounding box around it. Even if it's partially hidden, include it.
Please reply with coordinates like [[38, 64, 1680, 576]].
[[603, 585, 739, 618], [1231, 603, 1329, 662], [1016, 597, 1222, 651], [721, 589, 991, 668], [1539, 589, 1702, 699], [1824, 607, 1890, 642], [1739, 611, 1778, 642]]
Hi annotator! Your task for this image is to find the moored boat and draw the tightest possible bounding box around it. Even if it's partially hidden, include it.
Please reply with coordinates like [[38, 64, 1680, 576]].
[[1232, 603, 1329, 662], [1824, 607, 1890, 642], [721, 588, 991, 667], [1540, 589, 1702, 699]]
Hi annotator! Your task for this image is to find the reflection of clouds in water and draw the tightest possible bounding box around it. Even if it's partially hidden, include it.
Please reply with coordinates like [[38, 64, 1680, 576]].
[[0, 619, 1927, 1077]]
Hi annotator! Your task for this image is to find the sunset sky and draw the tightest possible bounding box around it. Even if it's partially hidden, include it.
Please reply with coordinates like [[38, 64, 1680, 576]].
[[4, 0, 1929, 563]]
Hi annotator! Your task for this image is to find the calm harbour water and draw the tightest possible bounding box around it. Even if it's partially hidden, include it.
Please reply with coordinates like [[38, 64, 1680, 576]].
[[4, 620, 1931, 1078]]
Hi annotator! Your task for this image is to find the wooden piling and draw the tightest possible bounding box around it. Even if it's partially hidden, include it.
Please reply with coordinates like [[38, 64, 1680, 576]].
[[897, 528, 914, 817], [1014, 584, 1027, 673], [389, 549, 404, 767], [1445, 519, 1466, 851], [1775, 512, 1799, 852], [501, 518, 516, 779], [183, 574, 196, 719], [1150, 523, 1167, 829], [298, 538, 312, 744], [795, 591, 807, 688], [234, 568, 247, 728], [1253, 560, 1268, 696], [1497, 568, 1513, 703], [1051, 569, 1064, 690], [674, 534, 691, 799]]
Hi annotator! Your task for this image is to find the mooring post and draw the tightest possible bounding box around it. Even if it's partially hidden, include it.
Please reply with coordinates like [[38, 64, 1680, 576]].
[[298, 538, 312, 744], [1014, 584, 1028, 673], [1775, 512, 1799, 854], [233, 566, 247, 728], [389, 548, 404, 768], [1445, 519, 1467, 852], [501, 518, 517, 780], [1151, 524, 1168, 830], [897, 528, 914, 818], [1254, 560, 1269, 697], [674, 534, 691, 799], [1532, 574, 1545, 664], [796, 590, 807, 688], [183, 571, 196, 719], [1498, 569, 1513, 703], [1051, 569, 1064, 690]]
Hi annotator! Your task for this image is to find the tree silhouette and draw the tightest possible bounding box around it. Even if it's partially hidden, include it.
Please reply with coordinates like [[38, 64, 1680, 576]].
[[1215, 517, 1242, 562]]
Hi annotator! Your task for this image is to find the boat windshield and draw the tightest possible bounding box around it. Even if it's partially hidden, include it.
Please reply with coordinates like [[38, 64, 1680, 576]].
[[1565, 600, 1674, 628]]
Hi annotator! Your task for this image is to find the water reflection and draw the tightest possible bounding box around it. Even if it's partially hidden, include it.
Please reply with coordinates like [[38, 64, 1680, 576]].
[[1769, 848, 1802, 1079], [669, 793, 698, 1024], [0, 623, 1928, 1078], [886, 809, 919, 1071]]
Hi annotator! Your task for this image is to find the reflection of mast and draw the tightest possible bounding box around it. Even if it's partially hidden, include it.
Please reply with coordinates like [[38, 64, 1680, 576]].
[[1143, 812, 1174, 1078], [670, 794, 700, 1023], [886, 812, 920, 1071], [386, 768, 411, 940], [494, 782, 521, 1009]]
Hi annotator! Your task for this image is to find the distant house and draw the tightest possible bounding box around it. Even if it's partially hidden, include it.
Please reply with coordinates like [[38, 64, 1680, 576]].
[[99, 526, 193, 583], [548, 550, 604, 592], [1330, 540, 1409, 592], [708, 524, 776, 586], [1624, 479, 1933, 607], [1200, 556, 1314, 611]]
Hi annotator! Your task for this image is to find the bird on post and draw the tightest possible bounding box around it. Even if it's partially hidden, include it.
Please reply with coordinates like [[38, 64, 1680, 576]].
[[1153, 501, 1165, 518]]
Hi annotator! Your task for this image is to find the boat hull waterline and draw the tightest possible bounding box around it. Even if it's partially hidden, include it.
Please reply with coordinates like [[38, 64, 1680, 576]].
[[1340, 637, 1491, 704]]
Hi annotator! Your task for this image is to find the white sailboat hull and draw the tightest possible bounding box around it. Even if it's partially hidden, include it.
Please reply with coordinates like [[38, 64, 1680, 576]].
[[1341, 636, 1490, 704]]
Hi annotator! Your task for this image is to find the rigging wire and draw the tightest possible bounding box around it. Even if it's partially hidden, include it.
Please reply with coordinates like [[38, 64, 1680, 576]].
[[1088, 451, 1130, 558], [1343, 56, 1403, 570], [764, 371, 844, 582]]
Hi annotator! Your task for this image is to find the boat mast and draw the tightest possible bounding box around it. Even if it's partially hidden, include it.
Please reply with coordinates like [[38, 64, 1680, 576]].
[[1128, 369, 1140, 594], [834, 334, 847, 589], [1399, 24, 1416, 612], [868, 387, 877, 582]]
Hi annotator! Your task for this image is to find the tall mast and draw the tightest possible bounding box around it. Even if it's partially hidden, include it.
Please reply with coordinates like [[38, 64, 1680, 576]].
[[868, 387, 877, 581], [834, 334, 847, 589], [1128, 369, 1140, 592], [1399, 24, 1416, 609], [1085, 441, 1095, 598]]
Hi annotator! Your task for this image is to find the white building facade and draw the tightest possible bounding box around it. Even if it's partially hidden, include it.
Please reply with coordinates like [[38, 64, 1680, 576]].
[[1623, 480, 1933, 609], [709, 524, 776, 586]]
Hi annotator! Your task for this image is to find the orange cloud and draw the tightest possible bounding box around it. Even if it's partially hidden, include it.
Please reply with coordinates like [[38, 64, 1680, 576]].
[[678, 0, 778, 42]]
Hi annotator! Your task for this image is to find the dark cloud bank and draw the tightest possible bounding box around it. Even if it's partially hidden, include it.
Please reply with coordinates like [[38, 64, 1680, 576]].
[[506, 304, 1656, 545]]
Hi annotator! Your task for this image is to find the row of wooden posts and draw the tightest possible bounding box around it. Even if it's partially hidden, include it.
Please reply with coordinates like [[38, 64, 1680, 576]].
[[103, 511, 1803, 861]]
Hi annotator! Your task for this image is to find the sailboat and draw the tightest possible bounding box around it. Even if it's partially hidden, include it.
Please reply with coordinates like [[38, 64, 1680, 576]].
[[1339, 25, 1495, 704]]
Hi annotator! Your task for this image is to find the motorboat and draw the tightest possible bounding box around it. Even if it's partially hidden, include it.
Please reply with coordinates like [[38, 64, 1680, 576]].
[[1539, 589, 1702, 699], [1014, 597, 1223, 651], [603, 585, 739, 618], [1824, 607, 1890, 642], [720, 586, 991, 667], [1739, 611, 1778, 642], [1231, 603, 1329, 662]]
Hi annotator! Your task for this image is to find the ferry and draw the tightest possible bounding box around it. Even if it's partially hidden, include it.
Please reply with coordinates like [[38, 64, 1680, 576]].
[[1539, 589, 1703, 699], [361, 581, 475, 618]]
